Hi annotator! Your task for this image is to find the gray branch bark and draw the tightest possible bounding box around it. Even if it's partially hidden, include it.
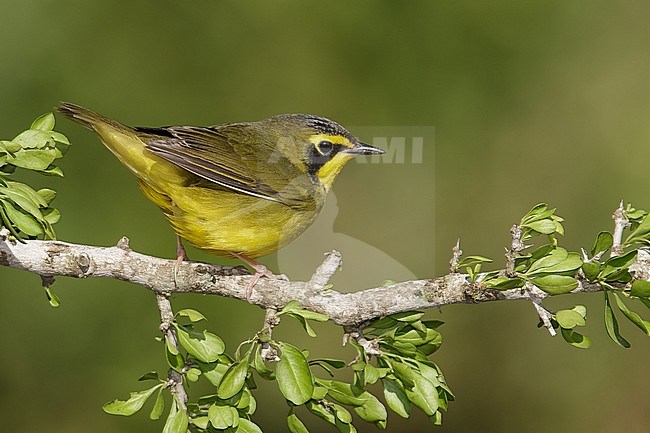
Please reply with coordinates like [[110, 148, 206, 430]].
[[3, 232, 649, 326]]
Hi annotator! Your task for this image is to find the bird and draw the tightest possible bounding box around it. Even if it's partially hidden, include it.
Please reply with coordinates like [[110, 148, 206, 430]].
[[55, 103, 384, 298]]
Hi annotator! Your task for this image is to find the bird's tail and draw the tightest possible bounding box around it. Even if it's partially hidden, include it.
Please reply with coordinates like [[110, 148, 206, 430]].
[[54, 102, 160, 180], [55, 102, 128, 132]]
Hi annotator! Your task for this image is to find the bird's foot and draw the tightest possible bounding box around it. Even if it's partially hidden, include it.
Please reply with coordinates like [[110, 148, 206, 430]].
[[230, 252, 287, 302]]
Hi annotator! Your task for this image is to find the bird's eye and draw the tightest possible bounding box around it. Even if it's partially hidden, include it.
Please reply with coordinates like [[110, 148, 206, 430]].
[[316, 140, 334, 156]]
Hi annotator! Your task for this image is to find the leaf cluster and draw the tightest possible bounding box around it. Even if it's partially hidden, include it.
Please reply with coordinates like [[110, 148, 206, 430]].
[[0, 113, 69, 241], [484, 204, 580, 293], [459, 203, 650, 349], [102, 303, 455, 433]]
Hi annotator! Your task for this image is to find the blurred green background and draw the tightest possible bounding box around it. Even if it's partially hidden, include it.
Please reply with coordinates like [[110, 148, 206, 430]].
[[1, 1, 649, 432]]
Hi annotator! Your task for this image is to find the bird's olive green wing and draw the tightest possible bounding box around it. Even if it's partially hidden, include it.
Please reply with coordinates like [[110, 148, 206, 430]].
[[137, 124, 315, 208]]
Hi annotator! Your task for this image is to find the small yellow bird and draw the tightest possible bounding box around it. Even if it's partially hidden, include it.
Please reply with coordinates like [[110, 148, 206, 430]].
[[55, 103, 383, 293]]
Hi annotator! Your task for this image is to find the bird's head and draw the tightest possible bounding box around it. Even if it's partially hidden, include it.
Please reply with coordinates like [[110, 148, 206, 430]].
[[266, 114, 385, 190]]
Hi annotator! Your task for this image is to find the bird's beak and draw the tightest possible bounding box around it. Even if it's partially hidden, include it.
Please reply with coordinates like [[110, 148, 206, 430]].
[[344, 141, 385, 155]]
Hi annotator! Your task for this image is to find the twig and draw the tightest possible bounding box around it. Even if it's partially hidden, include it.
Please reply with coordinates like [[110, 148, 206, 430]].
[[155, 294, 188, 409], [309, 250, 342, 291], [344, 325, 381, 357], [526, 283, 556, 336], [259, 308, 280, 362], [611, 201, 629, 257], [505, 225, 525, 277], [449, 239, 462, 273]]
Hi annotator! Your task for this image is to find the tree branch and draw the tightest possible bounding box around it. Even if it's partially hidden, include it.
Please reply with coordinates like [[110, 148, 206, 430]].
[[156, 293, 188, 409], [5, 229, 648, 327]]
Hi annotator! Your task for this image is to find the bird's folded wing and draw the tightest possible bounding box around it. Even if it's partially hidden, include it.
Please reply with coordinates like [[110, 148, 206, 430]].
[[137, 125, 313, 208]]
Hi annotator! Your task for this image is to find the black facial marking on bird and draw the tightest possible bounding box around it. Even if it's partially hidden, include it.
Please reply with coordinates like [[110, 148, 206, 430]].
[[306, 139, 344, 178]]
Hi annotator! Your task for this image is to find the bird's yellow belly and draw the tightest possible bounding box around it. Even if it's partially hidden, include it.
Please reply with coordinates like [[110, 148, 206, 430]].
[[143, 181, 320, 258]]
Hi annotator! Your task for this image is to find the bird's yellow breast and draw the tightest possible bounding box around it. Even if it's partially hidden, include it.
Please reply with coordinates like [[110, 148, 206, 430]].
[[141, 180, 321, 258]]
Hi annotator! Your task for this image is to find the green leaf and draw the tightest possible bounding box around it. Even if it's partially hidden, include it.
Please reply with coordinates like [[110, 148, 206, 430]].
[[306, 400, 336, 424], [165, 335, 179, 355], [312, 386, 328, 400], [43, 208, 60, 225], [7, 148, 57, 170], [50, 131, 70, 144], [631, 280, 650, 299], [138, 371, 160, 381], [572, 304, 587, 319], [387, 360, 415, 387], [601, 250, 638, 280], [526, 248, 568, 274], [0, 140, 22, 153], [44, 287, 60, 307], [363, 363, 381, 385], [190, 416, 210, 429], [176, 308, 206, 322], [591, 231, 613, 256], [404, 369, 439, 416], [245, 391, 257, 415], [625, 214, 650, 245], [103, 384, 163, 416], [353, 391, 387, 424], [395, 329, 427, 346], [201, 362, 230, 387], [369, 316, 398, 329], [457, 255, 493, 267], [520, 203, 549, 224], [217, 360, 249, 399], [236, 418, 263, 433], [321, 380, 367, 406], [526, 249, 582, 275], [39, 164, 64, 176], [31, 113, 55, 131], [332, 403, 353, 423], [416, 361, 442, 388], [13, 129, 53, 148], [162, 400, 188, 433], [278, 300, 329, 322], [0, 185, 46, 223], [604, 292, 631, 348], [382, 378, 411, 418], [613, 293, 650, 335], [391, 311, 424, 322], [484, 276, 525, 290], [582, 262, 601, 282], [186, 367, 201, 382], [389, 340, 417, 356], [7, 181, 49, 207], [252, 346, 275, 380], [523, 219, 557, 234], [208, 404, 238, 429], [165, 339, 184, 372], [556, 309, 586, 329], [278, 301, 329, 337], [287, 413, 310, 433], [0, 199, 43, 236], [560, 328, 592, 349], [237, 388, 252, 409], [175, 325, 225, 363], [532, 275, 578, 294], [287, 312, 318, 337], [150, 388, 165, 420], [277, 343, 314, 405]]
